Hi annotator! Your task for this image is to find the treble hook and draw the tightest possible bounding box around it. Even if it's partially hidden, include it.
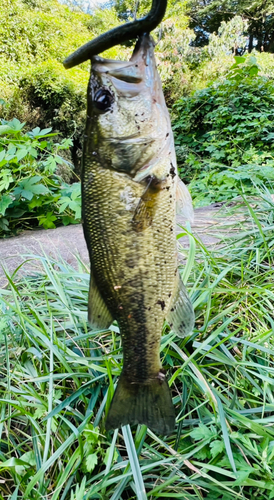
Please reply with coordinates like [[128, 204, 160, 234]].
[[63, 0, 168, 69]]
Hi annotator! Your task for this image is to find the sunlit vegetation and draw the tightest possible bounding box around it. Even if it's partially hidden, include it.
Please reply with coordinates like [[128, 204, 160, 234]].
[[1, 1, 274, 498], [173, 55, 274, 206]]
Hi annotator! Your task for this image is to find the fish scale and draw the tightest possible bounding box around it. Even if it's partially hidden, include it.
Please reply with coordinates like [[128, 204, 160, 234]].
[[83, 162, 176, 380], [82, 34, 194, 434]]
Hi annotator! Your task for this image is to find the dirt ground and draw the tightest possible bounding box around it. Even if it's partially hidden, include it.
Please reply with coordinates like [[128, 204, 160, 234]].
[[0, 203, 243, 287]]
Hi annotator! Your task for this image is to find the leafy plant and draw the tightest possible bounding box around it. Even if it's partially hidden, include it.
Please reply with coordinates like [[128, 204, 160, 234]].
[[0, 0, 130, 174], [173, 55, 274, 205], [0, 117, 81, 235]]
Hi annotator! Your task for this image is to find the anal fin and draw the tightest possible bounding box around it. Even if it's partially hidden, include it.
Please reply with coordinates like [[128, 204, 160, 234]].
[[167, 273, 194, 337], [88, 272, 113, 330]]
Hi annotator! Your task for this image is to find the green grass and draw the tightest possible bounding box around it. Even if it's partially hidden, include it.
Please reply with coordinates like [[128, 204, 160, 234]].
[[1, 189, 274, 499]]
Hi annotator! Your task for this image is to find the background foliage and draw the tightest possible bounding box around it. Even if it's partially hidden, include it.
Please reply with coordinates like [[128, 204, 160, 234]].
[[1, 1, 274, 499], [186, 0, 274, 52], [0, 116, 81, 236], [173, 55, 274, 205], [0, 0, 127, 176]]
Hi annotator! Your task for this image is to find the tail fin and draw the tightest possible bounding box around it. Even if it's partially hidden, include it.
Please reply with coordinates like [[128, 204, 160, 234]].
[[105, 372, 175, 434]]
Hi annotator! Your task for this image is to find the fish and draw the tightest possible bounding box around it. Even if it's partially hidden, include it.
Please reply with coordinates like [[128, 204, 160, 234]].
[[82, 34, 194, 435]]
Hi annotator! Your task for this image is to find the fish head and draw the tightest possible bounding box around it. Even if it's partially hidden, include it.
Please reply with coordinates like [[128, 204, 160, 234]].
[[88, 34, 171, 180]]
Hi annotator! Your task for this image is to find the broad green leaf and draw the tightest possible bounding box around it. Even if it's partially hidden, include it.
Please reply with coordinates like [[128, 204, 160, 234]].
[[233, 469, 253, 486], [8, 118, 25, 131], [85, 453, 98, 472], [210, 440, 224, 458], [28, 146, 38, 158], [0, 169, 13, 192], [38, 212, 57, 229], [190, 424, 215, 441], [7, 145, 16, 156], [234, 56, 246, 64], [249, 66, 259, 77], [69, 201, 81, 219], [31, 127, 41, 136], [16, 148, 29, 161], [43, 157, 57, 174], [0, 194, 13, 216], [30, 184, 49, 195], [57, 186, 81, 219], [83, 424, 100, 445], [58, 196, 71, 213], [0, 150, 6, 162], [60, 138, 73, 149], [0, 125, 13, 135], [62, 215, 75, 225], [248, 56, 258, 65], [195, 447, 211, 460], [55, 155, 66, 165], [28, 196, 44, 209], [38, 127, 52, 136], [13, 176, 49, 200], [0, 217, 9, 230]]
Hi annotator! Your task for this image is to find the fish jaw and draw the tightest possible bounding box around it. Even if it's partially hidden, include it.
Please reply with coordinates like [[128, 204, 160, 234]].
[[87, 34, 171, 179]]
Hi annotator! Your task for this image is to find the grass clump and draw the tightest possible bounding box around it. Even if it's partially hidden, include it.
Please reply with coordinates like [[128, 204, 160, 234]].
[[1, 188, 274, 499]]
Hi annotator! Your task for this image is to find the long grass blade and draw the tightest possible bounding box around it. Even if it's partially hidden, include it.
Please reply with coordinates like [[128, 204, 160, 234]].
[[122, 425, 147, 500]]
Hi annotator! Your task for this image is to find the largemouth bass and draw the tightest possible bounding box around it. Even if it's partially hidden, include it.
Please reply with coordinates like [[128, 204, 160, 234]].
[[82, 34, 194, 434]]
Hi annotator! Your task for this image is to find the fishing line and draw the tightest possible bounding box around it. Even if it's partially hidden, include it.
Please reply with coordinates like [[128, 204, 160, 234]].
[[133, 0, 140, 21], [133, 0, 163, 45], [157, 22, 163, 45]]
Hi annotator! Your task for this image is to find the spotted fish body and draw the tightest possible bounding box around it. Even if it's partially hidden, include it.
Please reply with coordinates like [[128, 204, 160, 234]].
[[82, 34, 194, 434]]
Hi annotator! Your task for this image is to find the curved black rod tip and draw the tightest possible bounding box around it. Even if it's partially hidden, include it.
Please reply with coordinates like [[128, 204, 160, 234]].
[[63, 0, 168, 69]]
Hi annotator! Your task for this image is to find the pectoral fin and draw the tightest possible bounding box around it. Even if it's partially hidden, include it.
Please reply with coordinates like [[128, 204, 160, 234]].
[[88, 272, 113, 330], [131, 176, 162, 232], [167, 273, 194, 337], [131, 196, 153, 232]]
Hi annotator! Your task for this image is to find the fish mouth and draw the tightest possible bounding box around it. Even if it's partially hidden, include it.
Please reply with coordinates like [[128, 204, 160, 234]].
[[92, 34, 157, 89], [89, 34, 166, 109]]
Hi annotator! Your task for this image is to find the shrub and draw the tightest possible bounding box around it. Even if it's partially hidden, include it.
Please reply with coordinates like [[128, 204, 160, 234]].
[[0, 0, 128, 174], [156, 26, 194, 105], [14, 60, 88, 175], [173, 56, 274, 205], [0, 117, 81, 236]]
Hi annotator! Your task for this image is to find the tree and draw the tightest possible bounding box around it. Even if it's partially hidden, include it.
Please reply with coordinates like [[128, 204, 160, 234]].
[[58, 0, 105, 14], [111, 0, 188, 25], [186, 0, 274, 52]]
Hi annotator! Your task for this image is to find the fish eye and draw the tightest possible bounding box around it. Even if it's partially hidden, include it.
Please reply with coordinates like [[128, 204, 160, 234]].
[[93, 88, 114, 113]]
